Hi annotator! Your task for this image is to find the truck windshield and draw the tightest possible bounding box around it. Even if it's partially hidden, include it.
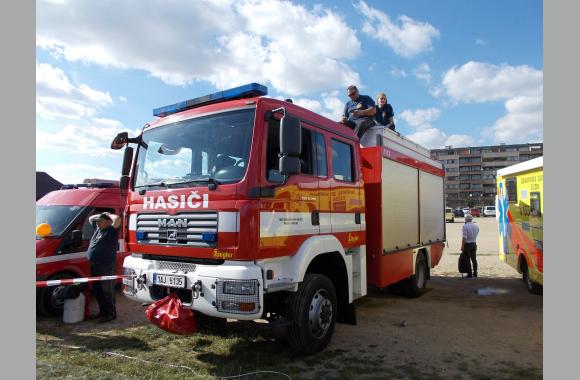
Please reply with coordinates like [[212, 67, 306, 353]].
[[36, 205, 84, 239], [134, 109, 255, 188]]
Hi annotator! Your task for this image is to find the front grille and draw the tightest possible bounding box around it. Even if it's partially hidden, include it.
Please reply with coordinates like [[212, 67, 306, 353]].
[[137, 212, 218, 247], [156, 261, 197, 273]]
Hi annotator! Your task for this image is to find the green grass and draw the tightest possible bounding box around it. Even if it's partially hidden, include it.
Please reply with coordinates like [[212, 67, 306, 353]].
[[37, 321, 542, 380]]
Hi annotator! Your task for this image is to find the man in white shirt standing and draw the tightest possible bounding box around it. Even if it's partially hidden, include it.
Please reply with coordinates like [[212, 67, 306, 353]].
[[461, 214, 480, 278]]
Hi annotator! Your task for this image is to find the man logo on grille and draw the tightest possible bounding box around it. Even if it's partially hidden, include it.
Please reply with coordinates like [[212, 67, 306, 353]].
[[167, 230, 178, 240], [158, 218, 188, 228]]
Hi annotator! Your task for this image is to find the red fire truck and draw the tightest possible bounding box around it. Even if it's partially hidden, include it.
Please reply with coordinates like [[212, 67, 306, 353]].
[[112, 83, 445, 353], [36, 183, 128, 316]]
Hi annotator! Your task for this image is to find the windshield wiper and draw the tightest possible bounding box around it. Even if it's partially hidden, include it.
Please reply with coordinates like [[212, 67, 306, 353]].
[[135, 181, 169, 190], [167, 177, 222, 190]]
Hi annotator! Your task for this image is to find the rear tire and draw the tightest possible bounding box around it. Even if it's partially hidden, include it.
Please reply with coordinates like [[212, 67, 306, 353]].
[[522, 260, 542, 295], [286, 274, 337, 354], [400, 252, 427, 298], [37, 273, 74, 317]]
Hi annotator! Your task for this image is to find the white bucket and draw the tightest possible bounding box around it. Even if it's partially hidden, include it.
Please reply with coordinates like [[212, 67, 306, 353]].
[[63, 293, 86, 324]]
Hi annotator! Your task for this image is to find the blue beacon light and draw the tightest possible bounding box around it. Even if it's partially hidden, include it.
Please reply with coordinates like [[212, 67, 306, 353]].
[[153, 83, 268, 118]]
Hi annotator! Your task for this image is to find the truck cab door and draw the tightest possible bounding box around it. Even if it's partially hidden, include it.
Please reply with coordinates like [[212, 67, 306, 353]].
[[259, 119, 320, 258], [328, 138, 363, 241]]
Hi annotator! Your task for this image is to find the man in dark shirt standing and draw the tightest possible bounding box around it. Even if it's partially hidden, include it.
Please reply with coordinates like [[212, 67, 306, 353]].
[[88, 212, 121, 322], [340, 85, 377, 139]]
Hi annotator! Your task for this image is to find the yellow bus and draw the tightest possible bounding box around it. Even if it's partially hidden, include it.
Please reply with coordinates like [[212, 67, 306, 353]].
[[496, 157, 543, 294]]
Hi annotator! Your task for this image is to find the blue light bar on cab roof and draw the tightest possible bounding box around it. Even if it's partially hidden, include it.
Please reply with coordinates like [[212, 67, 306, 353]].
[[153, 83, 268, 117]]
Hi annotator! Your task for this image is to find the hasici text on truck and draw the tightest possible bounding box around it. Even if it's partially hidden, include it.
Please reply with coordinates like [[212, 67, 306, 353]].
[[36, 183, 129, 316], [496, 157, 543, 294], [112, 83, 445, 353]]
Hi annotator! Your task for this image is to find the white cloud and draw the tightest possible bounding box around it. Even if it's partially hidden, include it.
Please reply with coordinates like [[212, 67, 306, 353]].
[[390, 67, 407, 78], [38, 163, 120, 185], [398, 107, 476, 149], [407, 129, 475, 149], [413, 63, 432, 83], [320, 91, 345, 121], [36, 123, 140, 157], [37, 0, 361, 96], [440, 61, 543, 143], [475, 38, 487, 45], [291, 91, 344, 121], [441, 61, 542, 104], [407, 128, 447, 149], [399, 107, 441, 129], [294, 98, 323, 114], [355, 0, 440, 58], [92, 118, 124, 128], [486, 96, 543, 144], [445, 134, 475, 148], [36, 62, 113, 120], [118, 96, 127, 102]]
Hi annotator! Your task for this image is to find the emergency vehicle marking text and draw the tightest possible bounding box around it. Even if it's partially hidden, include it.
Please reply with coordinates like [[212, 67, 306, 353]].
[[143, 192, 209, 210]]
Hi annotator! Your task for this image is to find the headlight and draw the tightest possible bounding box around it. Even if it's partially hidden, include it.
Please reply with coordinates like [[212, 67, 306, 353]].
[[216, 279, 260, 314], [223, 280, 256, 295]]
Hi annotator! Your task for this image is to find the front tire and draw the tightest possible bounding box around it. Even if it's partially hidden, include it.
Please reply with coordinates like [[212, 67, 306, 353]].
[[37, 273, 74, 317], [400, 252, 427, 298], [522, 260, 542, 295], [286, 274, 337, 354]]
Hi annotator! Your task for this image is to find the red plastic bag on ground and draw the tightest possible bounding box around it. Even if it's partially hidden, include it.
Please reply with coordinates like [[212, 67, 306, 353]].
[[145, 293, 197, 335]]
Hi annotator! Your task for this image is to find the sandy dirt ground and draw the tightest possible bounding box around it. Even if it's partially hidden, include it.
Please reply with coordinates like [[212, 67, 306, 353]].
[[37, 217, 543, 379], [329, 216, 543, 378]]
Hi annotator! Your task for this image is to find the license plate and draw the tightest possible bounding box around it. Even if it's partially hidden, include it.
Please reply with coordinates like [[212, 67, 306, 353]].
[[153, 273, 186, 289]]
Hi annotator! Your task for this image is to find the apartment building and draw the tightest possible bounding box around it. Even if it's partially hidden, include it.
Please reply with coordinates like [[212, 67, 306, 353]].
[[430, 143, 543, 209]]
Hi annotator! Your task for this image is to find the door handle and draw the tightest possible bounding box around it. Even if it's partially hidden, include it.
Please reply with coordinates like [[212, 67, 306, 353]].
[[311, 210, 320, 226]]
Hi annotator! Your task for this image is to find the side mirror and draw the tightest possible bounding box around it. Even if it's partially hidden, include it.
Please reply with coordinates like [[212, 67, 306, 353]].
[[111, 132, 129, 150], [280, 114, 301, 156], [279, 156, 301, 175], [279, 114, 301, 175], [71, 230, 83, 247]]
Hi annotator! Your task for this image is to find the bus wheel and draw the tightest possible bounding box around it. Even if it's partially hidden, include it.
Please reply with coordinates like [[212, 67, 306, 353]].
[[37, 273, 73, 317], [286, 274, 337, 354], [522, 261, 543, 295], [401, 252, 427, 298]]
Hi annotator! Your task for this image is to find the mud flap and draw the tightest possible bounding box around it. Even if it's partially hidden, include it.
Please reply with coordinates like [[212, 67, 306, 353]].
[[337, 302, 356, 325]]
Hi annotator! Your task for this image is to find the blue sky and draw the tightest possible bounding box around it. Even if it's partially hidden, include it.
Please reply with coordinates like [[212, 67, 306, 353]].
[[36, 0, 543, 184]]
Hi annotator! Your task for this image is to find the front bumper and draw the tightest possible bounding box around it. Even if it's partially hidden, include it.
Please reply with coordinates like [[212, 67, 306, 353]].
[[122, 255, 264, 320]]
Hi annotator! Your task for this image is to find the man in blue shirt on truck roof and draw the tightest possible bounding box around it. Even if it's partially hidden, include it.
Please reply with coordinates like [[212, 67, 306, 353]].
[[340, 85, 376, 139]]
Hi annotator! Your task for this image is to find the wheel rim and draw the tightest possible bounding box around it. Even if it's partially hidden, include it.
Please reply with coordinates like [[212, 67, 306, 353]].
[[308, 289, 333, 339], [51, 286, 67, 309]]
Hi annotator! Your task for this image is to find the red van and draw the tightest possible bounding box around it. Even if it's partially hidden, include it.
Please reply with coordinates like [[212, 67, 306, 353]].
[[469, 208, 481, 217], [36, 183, 128, 316]]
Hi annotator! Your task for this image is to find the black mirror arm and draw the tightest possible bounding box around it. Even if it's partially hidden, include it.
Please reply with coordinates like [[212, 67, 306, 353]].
[[264, 107, 286, 121]]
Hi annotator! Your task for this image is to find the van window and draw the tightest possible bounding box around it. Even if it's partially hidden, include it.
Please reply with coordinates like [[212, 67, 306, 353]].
[[331, 139, 354, 182]]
